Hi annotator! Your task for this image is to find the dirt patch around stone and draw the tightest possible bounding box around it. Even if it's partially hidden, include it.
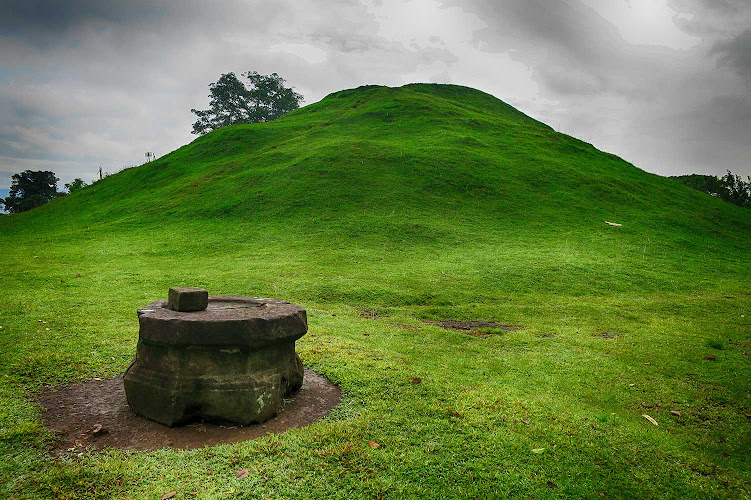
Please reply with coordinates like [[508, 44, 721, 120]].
[[38, 369, 340, 453], [428, 320, 522, 337]]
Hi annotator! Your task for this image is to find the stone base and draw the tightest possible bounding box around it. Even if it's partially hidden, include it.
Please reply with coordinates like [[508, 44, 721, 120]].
[[124, 346, 303, 427]]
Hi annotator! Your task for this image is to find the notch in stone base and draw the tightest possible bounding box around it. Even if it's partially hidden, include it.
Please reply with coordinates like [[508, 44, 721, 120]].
[[168, 287, 208, 312]]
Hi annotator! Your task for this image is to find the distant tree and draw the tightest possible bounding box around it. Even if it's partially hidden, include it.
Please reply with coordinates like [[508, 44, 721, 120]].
[[672, 170, 751, 208], [2, 170, 63, 213], [191, 72, 303, 135], [720, 170, 751, 207], [65, 178, 87, 193]]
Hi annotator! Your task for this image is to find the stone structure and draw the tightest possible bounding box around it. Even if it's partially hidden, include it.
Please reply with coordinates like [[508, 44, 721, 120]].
[[168, 286, 208, 312], [124, 288, 307, 426]]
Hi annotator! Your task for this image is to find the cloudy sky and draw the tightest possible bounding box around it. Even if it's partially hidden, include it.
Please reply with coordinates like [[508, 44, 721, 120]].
[[1, 0, 749, 191]]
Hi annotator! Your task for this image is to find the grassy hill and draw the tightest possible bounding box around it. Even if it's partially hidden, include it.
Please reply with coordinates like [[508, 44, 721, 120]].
[[1, 84, 749, 498]]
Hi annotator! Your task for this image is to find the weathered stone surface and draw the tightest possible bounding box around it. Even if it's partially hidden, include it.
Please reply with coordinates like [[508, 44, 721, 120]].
[[168, 287, 209, 312], [124, 295, 306, 426]]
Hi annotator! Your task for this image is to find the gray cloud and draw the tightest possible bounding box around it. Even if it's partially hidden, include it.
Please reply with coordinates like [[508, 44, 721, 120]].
[[446, 0, 683, 96], [441, 0, 751, 177], [712, 28, 751, 80], [669, 0, 751, 43]]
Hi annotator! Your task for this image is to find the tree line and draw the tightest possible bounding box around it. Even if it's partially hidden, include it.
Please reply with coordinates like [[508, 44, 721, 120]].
[[671, 171, 751, 208]]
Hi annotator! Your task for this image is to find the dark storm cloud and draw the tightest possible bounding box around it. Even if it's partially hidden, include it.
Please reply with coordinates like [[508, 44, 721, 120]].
[[712, 28, 751, 80], [0, 1, 266, 44], [0, 0, 160, 38]]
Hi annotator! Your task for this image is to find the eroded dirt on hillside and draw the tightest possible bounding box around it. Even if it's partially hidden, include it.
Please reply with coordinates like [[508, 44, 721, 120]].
[[428, 320, 522, 337]]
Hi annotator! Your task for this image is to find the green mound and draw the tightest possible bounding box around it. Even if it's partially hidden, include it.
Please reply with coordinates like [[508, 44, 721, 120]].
[[4, 84, 748, 300], [1, 84, 749, 498]]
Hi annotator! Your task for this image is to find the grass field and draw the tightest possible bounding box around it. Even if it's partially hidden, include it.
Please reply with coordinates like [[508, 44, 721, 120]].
[[0, 84, 749, 499]]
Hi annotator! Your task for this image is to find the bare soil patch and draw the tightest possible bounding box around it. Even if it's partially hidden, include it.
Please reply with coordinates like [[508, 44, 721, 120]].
[[394, 323, 420, 334], [38, 369, 340, 453], [428, 320, 522, 337], [359, 308, 385, 320]]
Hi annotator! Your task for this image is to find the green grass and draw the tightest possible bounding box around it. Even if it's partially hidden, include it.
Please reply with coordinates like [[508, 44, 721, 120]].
[[705, 338, 726, 350], [1, 83, 749, 499]]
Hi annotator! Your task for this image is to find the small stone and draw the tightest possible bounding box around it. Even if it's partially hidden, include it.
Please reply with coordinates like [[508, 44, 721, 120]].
[[168, 287, 208, 312], [92, 423, 107, 436]]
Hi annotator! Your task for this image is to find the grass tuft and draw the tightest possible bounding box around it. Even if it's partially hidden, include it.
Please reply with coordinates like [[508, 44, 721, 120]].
[[705, 338, 725, 350]]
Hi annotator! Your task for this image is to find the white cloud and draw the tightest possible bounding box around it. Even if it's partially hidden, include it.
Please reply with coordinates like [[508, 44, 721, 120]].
[[269, 43, 328, 64], [580, 0, 701, 49]]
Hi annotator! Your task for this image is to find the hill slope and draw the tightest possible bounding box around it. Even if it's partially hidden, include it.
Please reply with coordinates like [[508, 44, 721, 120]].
[[0, 84, 749, 498], [3, 84, 749, 300]]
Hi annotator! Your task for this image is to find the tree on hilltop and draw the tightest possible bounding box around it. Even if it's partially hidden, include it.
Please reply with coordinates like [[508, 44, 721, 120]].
[[65, 178, 88, 193], [2, 170, 64, 213], [190, 72, 303, 135]]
